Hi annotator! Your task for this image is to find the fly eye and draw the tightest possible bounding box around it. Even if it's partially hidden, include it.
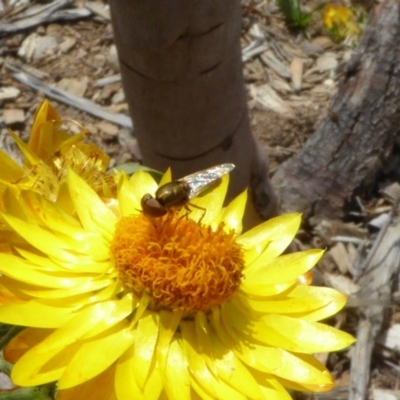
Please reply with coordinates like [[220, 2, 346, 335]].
[[141, 194, 168, 218]]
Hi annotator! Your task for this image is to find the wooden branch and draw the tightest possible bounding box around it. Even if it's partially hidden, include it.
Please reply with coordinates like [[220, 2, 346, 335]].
[[272, 0, 400, 219], [6, 63, 133, 130], [0, 0, 91, 35], [354, 199, 400, 281], [348, 217, 400, 400]]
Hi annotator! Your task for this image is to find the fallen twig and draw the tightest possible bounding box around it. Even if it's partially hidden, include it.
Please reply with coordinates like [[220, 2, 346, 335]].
[[0, 0, 90, 35], [6, 63, 133, 130], [95, 74, 122, 88], [349, 211, 400, 400], [354, 198, 400, 281]]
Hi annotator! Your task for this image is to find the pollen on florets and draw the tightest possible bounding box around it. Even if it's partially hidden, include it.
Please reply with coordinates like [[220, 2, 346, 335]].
[[110, 212, 244, 313]]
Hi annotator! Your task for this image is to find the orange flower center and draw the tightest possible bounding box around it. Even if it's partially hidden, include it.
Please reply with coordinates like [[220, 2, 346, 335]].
[[110, 212, 244, 313]]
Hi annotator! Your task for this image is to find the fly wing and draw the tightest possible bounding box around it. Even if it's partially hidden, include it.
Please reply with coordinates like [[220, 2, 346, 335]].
[[179, 163, 235, 200]]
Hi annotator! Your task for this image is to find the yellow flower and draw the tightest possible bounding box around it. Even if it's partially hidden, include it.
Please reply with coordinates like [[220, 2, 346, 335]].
[[0, 165, 354, 399], [322, 3, 361, 41], [323, 3, 350, 28], [0, 100, 114, 204]]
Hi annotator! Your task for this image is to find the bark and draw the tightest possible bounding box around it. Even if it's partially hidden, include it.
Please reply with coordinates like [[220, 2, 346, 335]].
[[108, 0, 278, 228], [272, 0, 400, 219]]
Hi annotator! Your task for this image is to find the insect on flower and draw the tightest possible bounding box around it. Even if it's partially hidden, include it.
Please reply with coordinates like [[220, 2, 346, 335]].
[[141, 163, 235, 218]]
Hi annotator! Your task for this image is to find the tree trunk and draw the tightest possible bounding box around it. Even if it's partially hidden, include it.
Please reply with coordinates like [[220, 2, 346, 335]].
[[272, 0, 400, 220], [108, 0, 278, 228]]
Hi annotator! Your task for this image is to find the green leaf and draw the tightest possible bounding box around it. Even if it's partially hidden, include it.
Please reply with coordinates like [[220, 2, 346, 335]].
[[0, 326, 24, 352], [0, 385, 54, 400], [276, 0, 321, 30]]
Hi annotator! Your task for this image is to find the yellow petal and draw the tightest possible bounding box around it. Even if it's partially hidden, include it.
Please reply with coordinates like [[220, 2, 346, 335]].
[[260, 314, 355, 352], [55, 180, 75, 215], [58, 321, 135, 389], [252, 371, 293, 400], [274, 378, 317, 393], [189, 175, 229, 224], [234, 285, 347, 321], [116, 342, 163, 400], [57, 281, 119, 308], [238, 213, 301, 266], [0, 253, 84, 288], [239, 281, 295, 298], [259, 385, 292, 400], [197, 311, 264, 399], [156, 310, 183, 394], [12, 300, 123, 365], [2, 213, 78, 262], [117, 172, 141, 216], [284, 285, 348, 321], [67, 169, 117, 240], [216, 189, 247, 233], [222, 302, 351, 353], [56, 230, 109, 261], [10, 130, 40, 165], [0, 147, 24, 182], [81, 295, 134, 339], [29, 100, 61, 154], [0, 277, 29, 303], [157, 310, 183, 369], [180, 320, 218, 399], [245, 343, 332, 386], [8, 298, 131, 383], [2, 186, 28, 221], [211, 307, 334, 386], [0, 301, 74, 328], [162, 338, 191, 400], [243, 295, 332, 315], [182, 319, 255, 399], [18, 278, 113, 300], [129, 169, 158, 199], [14, 249, 60, 269], [4, 327, 52, 363], [21, 190, 78, 229], [0, 252, 113, 293], [189, 378, 217, 400], [57, 366, 118, 400], [11, 341, 78, 386], [133, 312, 159, 388], [21, 191, 110, 260], [159, 167, 172, 186], [273, 353, 336, 392], [245, 249, 324, 287], [16, 248, 112, 274]]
